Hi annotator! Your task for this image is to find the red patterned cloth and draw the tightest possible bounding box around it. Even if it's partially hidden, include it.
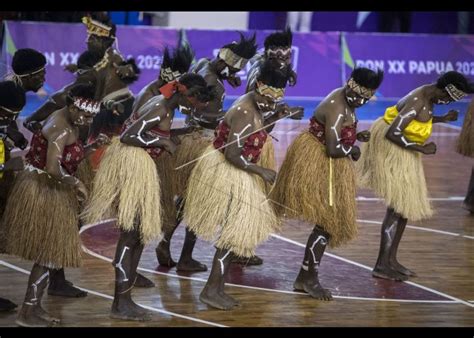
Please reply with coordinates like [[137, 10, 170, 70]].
[[26, 132, 85, 175], [213, 121, 268, 163], [86, 125, 123, 170], [309, 116, 357, 147], [121, 110, 171, 160]]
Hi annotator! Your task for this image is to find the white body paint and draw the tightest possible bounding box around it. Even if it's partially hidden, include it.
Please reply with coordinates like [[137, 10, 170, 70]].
[[115, 246, 130, 282], [136, 115, 162, 146], [331, 114, 352, 155]]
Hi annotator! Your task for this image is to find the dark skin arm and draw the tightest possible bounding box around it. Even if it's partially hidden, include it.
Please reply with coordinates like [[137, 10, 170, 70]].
[[193, 75, 226, 122], [83, 133, 111, 157], [263, 103, 304, 133], [323, 108, 360, 160], [432, 109, 458, 123], [6, 121, 28, 150], [170, 125, 198, 137], [132, 90, 153, 114], [43, 125, 87, 201], [288, 67, 297, 87], [224, 110, 276, 184], [120, 106, 176, 154], [385, 103, 436, 155], [2, 156, 25, 172]]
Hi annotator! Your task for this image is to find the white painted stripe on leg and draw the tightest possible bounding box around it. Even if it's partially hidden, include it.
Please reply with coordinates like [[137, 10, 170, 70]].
[[0, 259, 226, 327], [269, 234, 474, 308]]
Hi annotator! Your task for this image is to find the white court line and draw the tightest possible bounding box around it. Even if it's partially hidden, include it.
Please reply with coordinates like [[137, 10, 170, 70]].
[[270, 234, 474, 309], [439, 123, 462, 131], [0, 259, 226, 327], [271, 131, 460, 136], [78, 222, 460, 305], [356, 196, 465, 201], [357, 219, 474, 240]]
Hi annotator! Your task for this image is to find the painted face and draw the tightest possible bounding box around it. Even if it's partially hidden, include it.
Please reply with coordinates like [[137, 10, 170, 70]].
[[70, 106, 95, 126], [178, 93, 209, 113], [266, 48, 292, 70], [22, 68, 46, 92], [436, 90, 455, 105], [256, 83, 285, 103], [218, 61, 240, 80], [186, 95, 209, 110], [345, 87, 370, 108], [254, 90, 277, 113], [87, 34, 109, 55]]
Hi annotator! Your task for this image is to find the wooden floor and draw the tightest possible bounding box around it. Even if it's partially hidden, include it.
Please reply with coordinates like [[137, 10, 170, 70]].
[[0, 120, 473, 327]]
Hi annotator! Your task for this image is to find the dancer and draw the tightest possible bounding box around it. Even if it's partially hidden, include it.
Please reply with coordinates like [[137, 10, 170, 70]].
[[155, 32, 258, 271], [0, 81, 28, 312], [82, 73, 214, 321], [2, 83, 102, 326], [183, 61, 286, 310], [242, 28, 304, 266], [456, 97, 474, 213], [357, 71, 473, 281], [270, 67, 383, 300]]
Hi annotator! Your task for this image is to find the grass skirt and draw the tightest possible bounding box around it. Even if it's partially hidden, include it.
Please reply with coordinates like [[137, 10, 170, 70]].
[[173, 129, 214, 197], [154, 151, 177, 233], [269, 132, 357, 248], [456, 107, 474, 158], [356, 117, 433, 221], [2, 167, 82, 268], [81, 137, 162, 244], [183, 145, 280, 257], [259, 136, 277, 195]]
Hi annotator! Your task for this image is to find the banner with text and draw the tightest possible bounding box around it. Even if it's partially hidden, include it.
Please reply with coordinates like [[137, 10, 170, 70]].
[[342, 32, 474, 98], [1, 21, 342, 99]]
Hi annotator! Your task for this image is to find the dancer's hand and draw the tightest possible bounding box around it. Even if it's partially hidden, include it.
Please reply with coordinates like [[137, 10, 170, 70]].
[[105, 100, 124, 116], [95, 133, 111, 147], [76, 181, 88, 203], [357, 130, 371, 142], [443, 110, 458, 122], [350, 145, 361, 161], [3, 156, 25, 172], [227, 74, 242, 88], [422, 142, 437, 155], [258, 167, 277, 184], [15, 137, 28, 150], [116, 64, 135, 79], [288, 106, 304, 120], [288, 70, 297, 87], [23, 120, 43, 133]]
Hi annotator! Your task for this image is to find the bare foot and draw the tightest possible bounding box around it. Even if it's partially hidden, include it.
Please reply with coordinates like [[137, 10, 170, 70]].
[[134, 273, 155, 288], [199, 287, 236, 310], [156, 242, 176, 268], [462, 202, 474, 214], [177, 258, 207, 272], [293, 270, 333, 301], [373, 265, 409, 282], [111, 299, 152, 321], [219, 290, 240, 308], [33, 305, 61, 324], [390, 260, 417, 277], [232, 255, 263, 266], [16, 305, 57, 327], [48, 281, 88, 298]]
